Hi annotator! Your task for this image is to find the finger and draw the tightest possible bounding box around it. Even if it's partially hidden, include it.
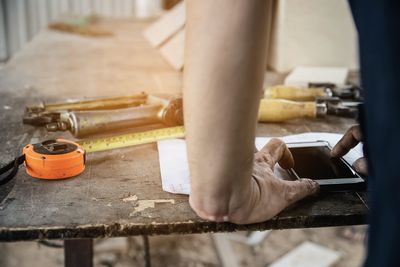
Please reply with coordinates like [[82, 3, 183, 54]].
[[352, 157, 368, 176], [282, 178, 319, 205], [256, 138, 294, 169], [331, 125, 362, 158]]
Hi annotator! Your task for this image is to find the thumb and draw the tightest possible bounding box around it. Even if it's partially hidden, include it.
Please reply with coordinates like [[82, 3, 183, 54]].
[[257, 138, 294, 170], [282, 179, 319, 205]]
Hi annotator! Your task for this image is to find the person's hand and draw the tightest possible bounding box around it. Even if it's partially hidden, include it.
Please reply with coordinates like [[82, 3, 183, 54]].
[[225, 138, 319, 224], [331, 125, 368, 176]]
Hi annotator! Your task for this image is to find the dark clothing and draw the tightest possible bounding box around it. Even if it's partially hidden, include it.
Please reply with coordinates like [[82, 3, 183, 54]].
[[349, 1, 400, 266]]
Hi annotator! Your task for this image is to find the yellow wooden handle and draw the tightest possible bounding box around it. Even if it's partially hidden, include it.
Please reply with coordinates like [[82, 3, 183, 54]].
[[258, 99, 317, 122], [264, 85, 328, 101]]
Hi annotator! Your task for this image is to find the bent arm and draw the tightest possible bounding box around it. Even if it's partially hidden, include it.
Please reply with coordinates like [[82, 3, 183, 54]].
[[184, 0, 270, 221]]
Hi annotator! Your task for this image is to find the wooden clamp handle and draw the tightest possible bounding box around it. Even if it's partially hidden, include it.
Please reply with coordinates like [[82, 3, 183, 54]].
[[264, 85, 328, 101], [258, 99, 317, 122]]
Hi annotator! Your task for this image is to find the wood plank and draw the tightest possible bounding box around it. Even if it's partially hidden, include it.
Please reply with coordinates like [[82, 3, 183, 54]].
[[0, 19, 367, 242], [143, 1, 185, 47], [159, 28, 184, 70]]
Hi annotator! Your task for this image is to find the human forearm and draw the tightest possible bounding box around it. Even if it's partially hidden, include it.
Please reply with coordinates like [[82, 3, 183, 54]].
[[183, 0, 270, 221]]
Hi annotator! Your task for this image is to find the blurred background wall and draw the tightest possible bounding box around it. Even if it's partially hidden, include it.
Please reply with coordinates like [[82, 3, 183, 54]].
[[268, 0, 358, 72], [0, 0, 181, 62], [0, 0, 358, 72]]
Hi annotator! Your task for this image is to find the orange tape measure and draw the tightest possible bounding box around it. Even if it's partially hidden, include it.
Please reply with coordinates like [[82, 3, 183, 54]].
[[23, 139, 85, 179], [0, 139, 85, 184]]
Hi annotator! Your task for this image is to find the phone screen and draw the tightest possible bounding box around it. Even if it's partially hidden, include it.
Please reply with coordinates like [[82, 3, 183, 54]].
[[288, 145, 357, 179]]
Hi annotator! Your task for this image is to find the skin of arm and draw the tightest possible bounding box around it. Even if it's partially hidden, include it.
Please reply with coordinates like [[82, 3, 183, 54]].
[[184, 0, 318, 224]]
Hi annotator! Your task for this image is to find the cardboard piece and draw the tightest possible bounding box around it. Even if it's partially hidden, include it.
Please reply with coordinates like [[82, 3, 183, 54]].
[[159, 29, 185, 70], [143, 1, 185, 48]]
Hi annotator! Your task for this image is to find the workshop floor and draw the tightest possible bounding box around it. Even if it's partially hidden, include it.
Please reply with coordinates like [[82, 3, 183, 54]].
[[0, 226, 366, 267]]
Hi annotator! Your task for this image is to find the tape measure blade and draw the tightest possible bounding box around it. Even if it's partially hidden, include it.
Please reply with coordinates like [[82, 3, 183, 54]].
[[79, 126, 185, 153]]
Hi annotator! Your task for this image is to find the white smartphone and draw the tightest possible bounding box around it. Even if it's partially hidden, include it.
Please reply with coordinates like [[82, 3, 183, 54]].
[[286, 141, 366, 191]]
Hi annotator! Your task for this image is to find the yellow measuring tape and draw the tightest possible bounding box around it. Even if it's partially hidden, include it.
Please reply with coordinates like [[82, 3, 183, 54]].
[[78, 126, 185, 153]]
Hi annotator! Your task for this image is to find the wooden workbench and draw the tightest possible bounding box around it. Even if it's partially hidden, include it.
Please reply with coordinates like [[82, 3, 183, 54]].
[[0, 19, 368, 243]]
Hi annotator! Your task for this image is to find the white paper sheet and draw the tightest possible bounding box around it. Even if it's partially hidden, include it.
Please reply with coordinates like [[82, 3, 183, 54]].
[[157, 132, 363, 195]]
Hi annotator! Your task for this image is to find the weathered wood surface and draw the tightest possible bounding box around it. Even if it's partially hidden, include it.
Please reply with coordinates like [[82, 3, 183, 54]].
[[0, 19, 367, 241]]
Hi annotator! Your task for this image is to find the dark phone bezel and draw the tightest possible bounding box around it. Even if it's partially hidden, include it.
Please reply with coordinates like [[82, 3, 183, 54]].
[[286, 141, 366, 192]]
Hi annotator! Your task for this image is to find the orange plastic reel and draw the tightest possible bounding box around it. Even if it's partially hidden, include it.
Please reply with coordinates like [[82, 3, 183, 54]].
[[23, 139, 85, 180]]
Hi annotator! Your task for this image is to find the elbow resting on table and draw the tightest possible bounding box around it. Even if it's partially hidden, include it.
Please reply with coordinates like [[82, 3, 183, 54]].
[[189, 195, 231, 223], [188, 175, 259, 224]]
